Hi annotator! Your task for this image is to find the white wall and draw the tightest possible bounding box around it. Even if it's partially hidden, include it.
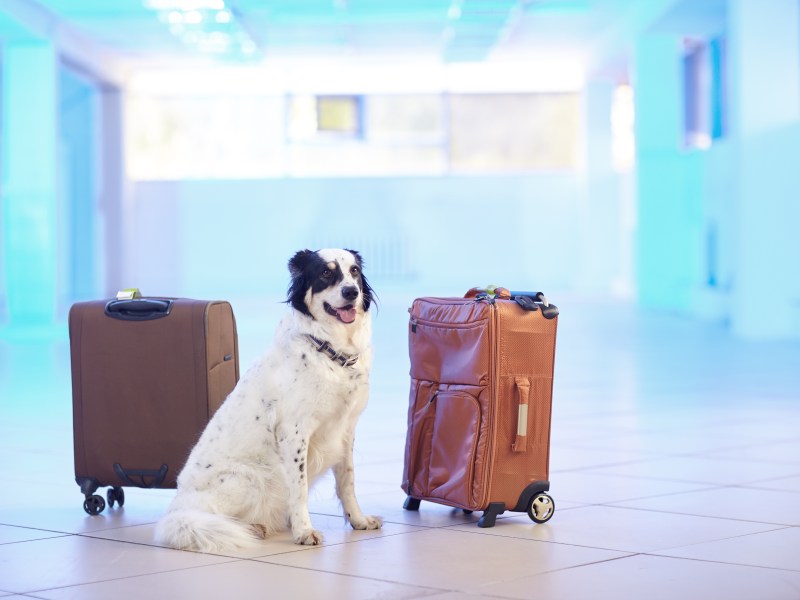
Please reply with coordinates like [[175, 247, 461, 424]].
[[127, 174, 594, 300]]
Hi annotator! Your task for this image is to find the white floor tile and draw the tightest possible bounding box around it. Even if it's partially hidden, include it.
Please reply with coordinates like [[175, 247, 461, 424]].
[[612, 486, 800, 526], [421, 594, 505, 600], [0, 482, 173, 535], [706, 440, 800, 465], [655, 526, 800, 571], [447, 504, 780, 553], [87, 514, 424, 558], [585, 455, 800, 486], [308, 488, 488, 528], [0, 525, 66, 545], [260, 528, 630, 592], [0, 535, 234, 595], [31, 560, 435, 600], [558, 428, 766, 456], [2, 296, 800, 599], [744, 475, 800, 493], [479, 554, 800, 600], [546, 470, 709, 505], [549, 445, 656, 472]]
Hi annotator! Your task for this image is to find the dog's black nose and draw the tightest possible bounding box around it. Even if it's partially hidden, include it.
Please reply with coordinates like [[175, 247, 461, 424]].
[[342, 286, 359, 302]]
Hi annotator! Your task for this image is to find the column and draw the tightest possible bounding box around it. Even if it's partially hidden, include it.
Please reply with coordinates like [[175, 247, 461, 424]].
[[1, 41, 59, 327], [728, 0, 800, 339], [632, 34, 701, 310], [578, 79, 625, 294]]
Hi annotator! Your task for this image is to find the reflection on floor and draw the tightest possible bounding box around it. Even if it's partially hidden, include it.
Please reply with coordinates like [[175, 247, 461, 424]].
[[1, 293, 799, 599]]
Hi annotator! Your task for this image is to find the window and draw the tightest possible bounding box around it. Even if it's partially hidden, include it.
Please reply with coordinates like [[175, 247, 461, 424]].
[[126, 94, 286, 179], [317, 96, 362, 135], [611, 84, 635, 172], [448, 93, 580, 171], [288, 95, 363, 140], [126, 90, 581, 179], [683, 36, 726, 149]]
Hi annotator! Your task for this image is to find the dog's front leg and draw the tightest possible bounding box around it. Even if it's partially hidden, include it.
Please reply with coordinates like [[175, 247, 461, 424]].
[[279, 426, 322, 545], [334, 430, 383, 532]]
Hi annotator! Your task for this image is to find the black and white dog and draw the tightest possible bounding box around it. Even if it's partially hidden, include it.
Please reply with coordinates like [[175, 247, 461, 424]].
[[156, 249, 382, 551]]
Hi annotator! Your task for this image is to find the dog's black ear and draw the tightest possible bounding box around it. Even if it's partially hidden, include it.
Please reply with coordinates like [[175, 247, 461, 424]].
[[288, 249, 313, 277], [360, 271, 376, 313], [346, 249, 376, 313], [286, 249, 314, 318], [346, 248, 364, 268]]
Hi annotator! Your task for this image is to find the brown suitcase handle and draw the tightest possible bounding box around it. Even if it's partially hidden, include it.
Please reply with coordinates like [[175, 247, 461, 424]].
[[105, 298, 173, 321], [512, 377, 530, 453]]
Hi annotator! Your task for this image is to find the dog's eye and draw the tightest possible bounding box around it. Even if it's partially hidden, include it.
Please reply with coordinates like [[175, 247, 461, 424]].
[[321, 269, 332, 278], [350, 266, 360, 276]]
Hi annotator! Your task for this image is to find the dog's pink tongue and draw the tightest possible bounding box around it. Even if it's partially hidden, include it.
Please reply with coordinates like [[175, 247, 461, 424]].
[[337, 307, 357, 323]]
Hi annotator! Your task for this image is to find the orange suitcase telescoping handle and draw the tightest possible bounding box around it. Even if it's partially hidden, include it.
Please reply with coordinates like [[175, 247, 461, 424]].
[[464, 287, 559, 318]]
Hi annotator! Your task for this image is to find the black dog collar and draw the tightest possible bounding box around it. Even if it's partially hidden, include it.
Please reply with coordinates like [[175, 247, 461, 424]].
[[306, 335, 360, 368]]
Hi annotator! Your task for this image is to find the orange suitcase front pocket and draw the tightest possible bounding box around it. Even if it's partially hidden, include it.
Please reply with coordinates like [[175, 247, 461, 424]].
[[428, 391, 481, 508]]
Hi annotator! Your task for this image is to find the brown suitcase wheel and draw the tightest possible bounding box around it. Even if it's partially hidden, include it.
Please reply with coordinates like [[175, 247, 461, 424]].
[[107, 487, 125, 508], [527, 493, 555, 524], [83, 494, 106, 516]]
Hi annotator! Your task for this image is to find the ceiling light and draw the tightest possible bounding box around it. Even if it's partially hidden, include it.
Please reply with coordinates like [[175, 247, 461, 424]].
[[184, 10, 203, 24], [448, 4, 462, 19], [143, 0, 259, 60], [145, 0, 226, 9]]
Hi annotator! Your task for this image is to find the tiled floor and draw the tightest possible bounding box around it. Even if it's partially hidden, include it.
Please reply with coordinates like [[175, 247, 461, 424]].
[[1, 293, 799, 599]]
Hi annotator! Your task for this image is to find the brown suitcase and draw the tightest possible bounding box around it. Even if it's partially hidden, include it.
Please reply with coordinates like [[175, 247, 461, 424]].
[[402, 289, 558, 527], [69, 297, 239, 515]]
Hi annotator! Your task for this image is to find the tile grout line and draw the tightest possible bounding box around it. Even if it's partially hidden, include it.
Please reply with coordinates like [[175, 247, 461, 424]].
[[597, 499, 800, 528], [637, 550, 800, 574], [647, 524, 795, 554]]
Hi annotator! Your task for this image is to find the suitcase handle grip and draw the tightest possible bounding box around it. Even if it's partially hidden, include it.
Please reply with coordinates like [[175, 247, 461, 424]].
[[510, 292, 559, 319], [105, 299, 173, 321], [512, 377, 530, 453]]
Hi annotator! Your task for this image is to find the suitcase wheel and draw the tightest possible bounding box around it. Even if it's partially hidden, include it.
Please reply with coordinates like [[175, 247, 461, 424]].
[[107, 487, 125, 509], [527, 493, 555, 524], [83, 494, 106, 516]]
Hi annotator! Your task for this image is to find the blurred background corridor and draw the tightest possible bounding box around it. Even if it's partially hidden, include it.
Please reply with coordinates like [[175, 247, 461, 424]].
[[1, 0, 798, 340], [1, 1, 800, 598]]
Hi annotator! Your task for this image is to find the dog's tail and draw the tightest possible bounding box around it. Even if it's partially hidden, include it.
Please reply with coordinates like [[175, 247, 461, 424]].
[[155, 508, 261, 553]]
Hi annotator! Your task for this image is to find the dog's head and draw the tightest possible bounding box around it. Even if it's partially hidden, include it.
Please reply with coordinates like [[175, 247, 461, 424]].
[[287, 249, 375, 324]]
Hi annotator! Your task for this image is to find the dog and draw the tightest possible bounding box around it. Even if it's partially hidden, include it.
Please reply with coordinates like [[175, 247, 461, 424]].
[[155, 249, 382, 551]]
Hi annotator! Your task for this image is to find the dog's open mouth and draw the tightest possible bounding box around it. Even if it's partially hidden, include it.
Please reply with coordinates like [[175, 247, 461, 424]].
[[324, 302, 357, 324]]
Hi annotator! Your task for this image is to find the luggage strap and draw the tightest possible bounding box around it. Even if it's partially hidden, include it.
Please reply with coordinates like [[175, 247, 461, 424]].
[[512, 377, 530, 453], [113, 463, 168, 488], [306, 335, 360, 368]]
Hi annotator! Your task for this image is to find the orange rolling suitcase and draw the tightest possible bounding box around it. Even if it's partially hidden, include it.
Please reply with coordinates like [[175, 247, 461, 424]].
[[69, 297, 239, 515], [402, 288, 558, 527]]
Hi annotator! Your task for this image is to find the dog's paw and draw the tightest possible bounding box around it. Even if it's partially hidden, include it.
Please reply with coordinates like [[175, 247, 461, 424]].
[[350, 515, 383, 531], [251, 524, 269, 540], [294, 528, 324, 546]]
